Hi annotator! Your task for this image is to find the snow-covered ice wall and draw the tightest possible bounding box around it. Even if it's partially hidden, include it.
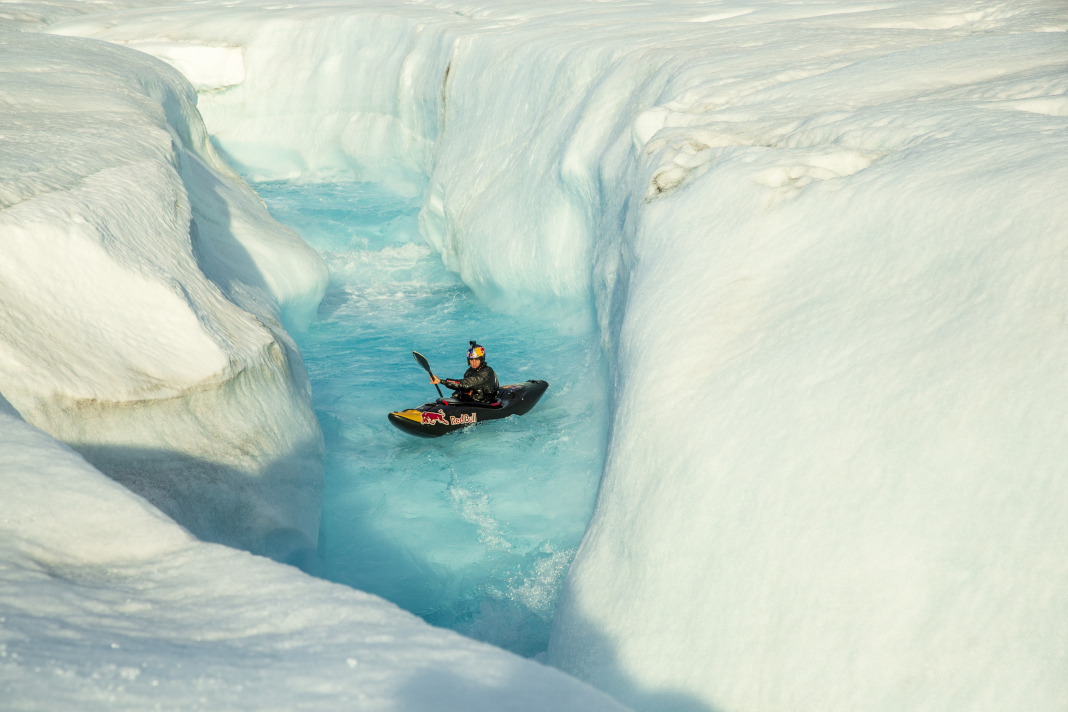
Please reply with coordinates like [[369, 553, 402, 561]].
[[48, 1, 1068, 711], [0, 392, 629, 711], [0, 30, 328, 565]]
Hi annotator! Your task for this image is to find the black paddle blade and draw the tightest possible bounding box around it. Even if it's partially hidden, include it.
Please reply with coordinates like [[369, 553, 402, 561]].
[[413, 351, 444, 399], [412, 351, 433, 374]]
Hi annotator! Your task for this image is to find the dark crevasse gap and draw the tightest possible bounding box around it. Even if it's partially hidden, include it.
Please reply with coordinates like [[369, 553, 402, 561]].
[[254, 180, 608, 656]]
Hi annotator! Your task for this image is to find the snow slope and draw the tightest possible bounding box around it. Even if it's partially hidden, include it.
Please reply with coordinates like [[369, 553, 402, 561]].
[[0, 393, 630, 711], [39, 1, 1068, 710], [0, 31, 328, 565]]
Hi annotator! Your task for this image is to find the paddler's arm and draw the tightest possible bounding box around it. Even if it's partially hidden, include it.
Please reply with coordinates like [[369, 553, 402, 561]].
[[432, 374, 465, 391], [442, 370, 490, 391]]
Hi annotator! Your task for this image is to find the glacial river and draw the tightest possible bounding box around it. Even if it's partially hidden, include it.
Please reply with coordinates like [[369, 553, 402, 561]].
[[255, 180, 607, 656]]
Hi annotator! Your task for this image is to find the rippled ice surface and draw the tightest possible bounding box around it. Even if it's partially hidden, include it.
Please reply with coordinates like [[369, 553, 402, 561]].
[[254, 180, 607, 656]]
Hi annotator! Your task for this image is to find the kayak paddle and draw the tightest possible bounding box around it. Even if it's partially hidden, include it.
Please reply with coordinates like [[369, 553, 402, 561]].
[[413, 351, 444, 399]]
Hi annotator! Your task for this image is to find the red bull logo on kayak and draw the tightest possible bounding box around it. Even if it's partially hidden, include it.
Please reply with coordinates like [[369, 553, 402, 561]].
[[420, 410, 477, 426], [421, 410, 448, 425]]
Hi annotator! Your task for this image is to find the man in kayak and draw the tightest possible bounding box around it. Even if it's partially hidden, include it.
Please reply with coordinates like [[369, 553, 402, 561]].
[[431, 341, 500, 403]]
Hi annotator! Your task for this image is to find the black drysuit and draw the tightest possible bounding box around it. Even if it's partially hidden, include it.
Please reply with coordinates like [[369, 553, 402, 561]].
[[443, 363, 499, 403]]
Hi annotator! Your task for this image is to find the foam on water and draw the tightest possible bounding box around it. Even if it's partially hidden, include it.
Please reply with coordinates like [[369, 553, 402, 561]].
[[254, 179, 607, 656]]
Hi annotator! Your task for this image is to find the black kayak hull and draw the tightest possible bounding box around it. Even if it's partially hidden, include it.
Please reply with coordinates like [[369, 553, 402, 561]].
[[388, 380, 548, 438]]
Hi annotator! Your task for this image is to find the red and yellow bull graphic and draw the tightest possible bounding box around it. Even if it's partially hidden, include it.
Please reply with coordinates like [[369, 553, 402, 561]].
[[421, 410, 448, 425]]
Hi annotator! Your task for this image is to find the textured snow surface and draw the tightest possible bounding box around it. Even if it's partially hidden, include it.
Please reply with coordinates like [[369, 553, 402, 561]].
[[0, 32, 328, 564], [24, 1, 1068, 710], [0, 395, 629, 711]]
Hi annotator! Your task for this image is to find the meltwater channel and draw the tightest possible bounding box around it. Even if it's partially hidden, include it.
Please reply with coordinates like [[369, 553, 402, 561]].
[[255, 180, 608, 657]]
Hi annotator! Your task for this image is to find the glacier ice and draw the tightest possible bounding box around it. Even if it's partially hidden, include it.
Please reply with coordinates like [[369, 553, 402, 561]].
[[0, 31, 327, 565], [15, 0, 1068, 710]]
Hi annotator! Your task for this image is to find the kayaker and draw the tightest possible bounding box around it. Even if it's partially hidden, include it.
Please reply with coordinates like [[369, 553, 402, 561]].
[[431, 341, 500, 403]]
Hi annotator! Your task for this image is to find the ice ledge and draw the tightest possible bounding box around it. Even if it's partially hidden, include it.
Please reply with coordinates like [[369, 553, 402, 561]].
[[124, 39, 246, 91]]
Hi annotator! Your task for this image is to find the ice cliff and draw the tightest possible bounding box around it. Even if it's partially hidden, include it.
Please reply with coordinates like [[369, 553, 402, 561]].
[[15, 1, 1068, 711], [0, 31, 327, 565]]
